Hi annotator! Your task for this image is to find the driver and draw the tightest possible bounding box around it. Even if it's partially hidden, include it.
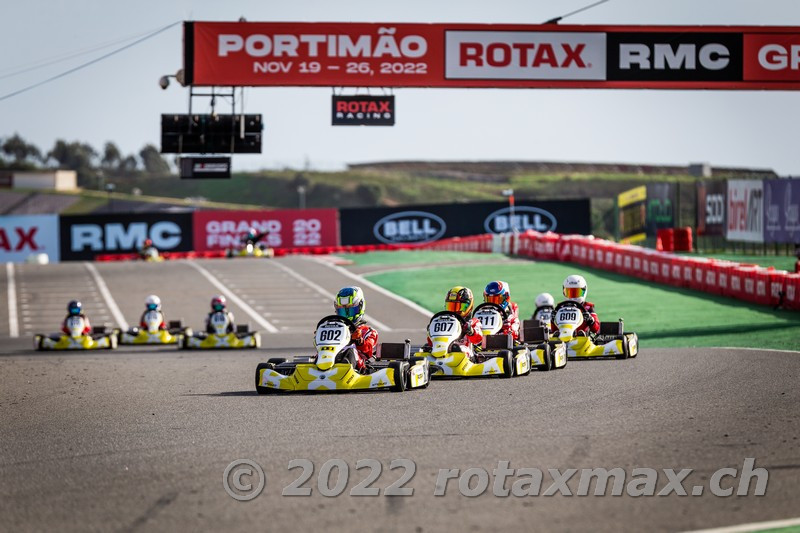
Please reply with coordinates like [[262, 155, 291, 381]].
[[532, 292, 555, 325], [426, 286, 483, 355], [138, 238, 158, 260], [205, 295, 235, 334], [139, 294, 167, 331], [554, 275, 600, 336], [333, 286, 378, 373], [483, 281, 520, 340], [62, 300, 91, 336], [241, 227, 269, 246]]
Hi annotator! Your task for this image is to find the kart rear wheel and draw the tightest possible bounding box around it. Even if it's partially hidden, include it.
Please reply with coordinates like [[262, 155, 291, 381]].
[[388, 361, 408, 392], [255, 363, 276, 394], [268, 357, 287, 365], [540, 344, 553, 371], [499, 350, 514, 378], [615, 341, 630, 360]]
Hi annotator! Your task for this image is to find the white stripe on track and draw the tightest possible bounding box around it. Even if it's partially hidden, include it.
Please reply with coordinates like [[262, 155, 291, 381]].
[[310, 257, 433, 319], [186, 261, 279, 333], [269, 259, 393, 332], [6, 263, 19, 337], [84, 262, 129, 330], [708, 346, 800, 355], [684, 516, 800, 533]]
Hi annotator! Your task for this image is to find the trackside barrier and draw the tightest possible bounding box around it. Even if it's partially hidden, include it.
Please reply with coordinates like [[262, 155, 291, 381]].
[[417, 230, 797, 311]]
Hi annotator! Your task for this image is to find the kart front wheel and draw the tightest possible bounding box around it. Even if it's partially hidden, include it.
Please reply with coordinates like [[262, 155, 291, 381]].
[[388, 361, 408, 392], [540, 344, 553, 371], [499, 350, 514, 378]]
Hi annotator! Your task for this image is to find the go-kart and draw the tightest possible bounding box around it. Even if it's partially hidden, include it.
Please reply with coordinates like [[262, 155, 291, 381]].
[[139, 247, 164, 262], [226, 241, 274, 258], [472, 303, 531, 376], [34, 316, 117, 351], [255, 315, 430, 393], [182, 311, 260, 349], [519, 320, 567, 371], [418, 311, 529, 378], [551, 301, 638, 359], [118, 311, 192, 345]]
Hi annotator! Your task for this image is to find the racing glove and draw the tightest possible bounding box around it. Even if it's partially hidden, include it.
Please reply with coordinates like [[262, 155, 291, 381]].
[[464, 323, 474, 337], [582, 311, 595, 326]]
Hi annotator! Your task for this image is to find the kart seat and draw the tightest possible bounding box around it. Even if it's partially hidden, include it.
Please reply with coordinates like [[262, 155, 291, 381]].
[[378, 342, 410, 360], [236, 324, 250, 334], [521, 321, 549, 343], [484, 334, 513, 350], [599, 321, 623, 335]]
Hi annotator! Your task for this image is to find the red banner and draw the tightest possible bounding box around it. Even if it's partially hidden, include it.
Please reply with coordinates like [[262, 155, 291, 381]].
[[192, 209, 339, 251], [186, 22, 800, 90]]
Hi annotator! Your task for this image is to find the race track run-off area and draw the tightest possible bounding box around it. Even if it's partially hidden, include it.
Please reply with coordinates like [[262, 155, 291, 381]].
[[1, 253, 799, 532]]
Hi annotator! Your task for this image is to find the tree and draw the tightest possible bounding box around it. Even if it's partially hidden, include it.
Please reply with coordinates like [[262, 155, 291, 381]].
[[119, 155, 138, 173], [101, 142, 122, 169], [2, 133, 42, 166], [139, 144, 170, 175], [47, 139, 98, 186]]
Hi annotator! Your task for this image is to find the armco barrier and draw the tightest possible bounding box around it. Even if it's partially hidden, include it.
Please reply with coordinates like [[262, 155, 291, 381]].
[[417, 230, 796, 310]]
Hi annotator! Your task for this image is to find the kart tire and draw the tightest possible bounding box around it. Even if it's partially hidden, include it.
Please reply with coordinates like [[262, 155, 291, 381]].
[[616, 341, 630, 360], [408, 356, 426, 366], [108, 334, 118, 350], [34, 335, 43, 351], [388, 361, 408, 392], [255, 363, 276, 394], [540, 343, 553, 371], [499, 350, 514, 378], [268, 357, 287, 365]]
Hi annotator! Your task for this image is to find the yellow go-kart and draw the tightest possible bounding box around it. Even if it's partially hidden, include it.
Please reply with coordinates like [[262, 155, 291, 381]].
[[34, 317, 117, 351], [256, 315, 430, 393], [472, 303, 532, 376], [119, 311, 192, 345], [226, 242, 274, 258], [519, 320, 568, 371], [182, 311, 260, 349], [551, 301, 638, 359], [419, 311, 529, 378]]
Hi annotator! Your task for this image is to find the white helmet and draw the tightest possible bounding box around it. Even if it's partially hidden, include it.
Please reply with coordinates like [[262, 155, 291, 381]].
[[145, 294, 162, 311], [535, 292, 555, 308], [562, 275, 588, 303]]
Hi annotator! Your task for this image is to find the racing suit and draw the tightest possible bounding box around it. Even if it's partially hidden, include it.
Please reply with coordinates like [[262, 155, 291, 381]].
[[205, 311, 236, 334], [346, 320, 379, 372], [501, 301, 521, 341], [551, 301, 600, 336], [62, 314, 91, 335], [139, 310, 167, 330]]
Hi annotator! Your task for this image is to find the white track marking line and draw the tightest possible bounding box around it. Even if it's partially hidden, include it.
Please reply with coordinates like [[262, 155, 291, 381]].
[[270, 259, 393, 332], [708, 346, 800, 354], [685, 516, 800, 533], [6, 263, 19, 337], [186, 261, 279, 333], [310, 257, 433, 319], [84, 262, 129, 330]]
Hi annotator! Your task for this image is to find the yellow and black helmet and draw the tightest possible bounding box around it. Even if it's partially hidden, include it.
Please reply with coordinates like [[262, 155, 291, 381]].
[[445, 286, 474, 318]]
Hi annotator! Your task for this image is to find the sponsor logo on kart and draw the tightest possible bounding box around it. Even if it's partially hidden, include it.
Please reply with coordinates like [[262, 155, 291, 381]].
[[70, 222, 182, 252], [445, 31, 606, 80], [373, 211, 446, 244], [483, 206, 556, 233]]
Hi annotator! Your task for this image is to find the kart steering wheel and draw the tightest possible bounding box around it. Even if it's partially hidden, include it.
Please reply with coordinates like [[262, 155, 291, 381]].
[[553, 300, 587, 314], [315, 314, 357, 333]]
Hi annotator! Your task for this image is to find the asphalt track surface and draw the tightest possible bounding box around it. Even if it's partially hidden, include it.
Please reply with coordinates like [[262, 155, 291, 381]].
[[1, 256, 799, 533]]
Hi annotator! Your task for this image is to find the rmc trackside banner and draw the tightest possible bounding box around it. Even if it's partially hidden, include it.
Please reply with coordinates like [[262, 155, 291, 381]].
[[184, 22, 800, 89]]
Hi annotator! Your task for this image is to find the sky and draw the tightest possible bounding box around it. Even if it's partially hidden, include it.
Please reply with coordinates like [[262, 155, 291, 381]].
[[1, 0, 799, 175]]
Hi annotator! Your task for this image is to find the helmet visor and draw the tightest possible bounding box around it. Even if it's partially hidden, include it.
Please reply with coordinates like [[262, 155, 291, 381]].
[[335, 302, 362, 319], [212, 303, 225, 311], [485, 294, 506, 306], [147, 303, 159, 311], [564, 287, 586, 299], [68, 306, 81, 315], [445, 301, 468, 314]]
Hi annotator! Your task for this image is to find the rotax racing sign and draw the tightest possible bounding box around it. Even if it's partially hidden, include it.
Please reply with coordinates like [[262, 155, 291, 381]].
[[185, 21, 800, 90], [332, 95, 394, 125]]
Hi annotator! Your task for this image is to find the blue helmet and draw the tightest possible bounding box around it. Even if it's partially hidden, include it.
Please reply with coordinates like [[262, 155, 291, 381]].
[[67, 300, 82, 315], [334, 286, 365, 322], [483, 281, 510, 311]]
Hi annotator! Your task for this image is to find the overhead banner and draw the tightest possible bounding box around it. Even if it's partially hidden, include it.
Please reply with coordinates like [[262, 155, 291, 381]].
[[696, 180, 726, 236], [645, 183, 676, 236], [339, 200, 590, 246], [332, 95, 395, 125], [185, 22, 800, 89], [617, 186, 646, 244], [0, 214, 60, 263], [192, 209, 339, 251], [60, 213, 194, 261], [726, 180, 764, 243], [764, 179, 800, 243]]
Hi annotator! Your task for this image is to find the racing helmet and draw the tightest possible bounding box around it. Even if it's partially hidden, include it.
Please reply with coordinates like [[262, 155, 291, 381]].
[[143, 238, 153, 247], [535, 292, 555, 308], [483, 281, 510, 311], [445, 286, 474, 318], [211, 295, 227, 312], [334, 286, 365, 322], [562, 275, 588, 303], [67, 300, 82, 316], [246, 227, 256, 240], [145, 294, 161, 311]]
